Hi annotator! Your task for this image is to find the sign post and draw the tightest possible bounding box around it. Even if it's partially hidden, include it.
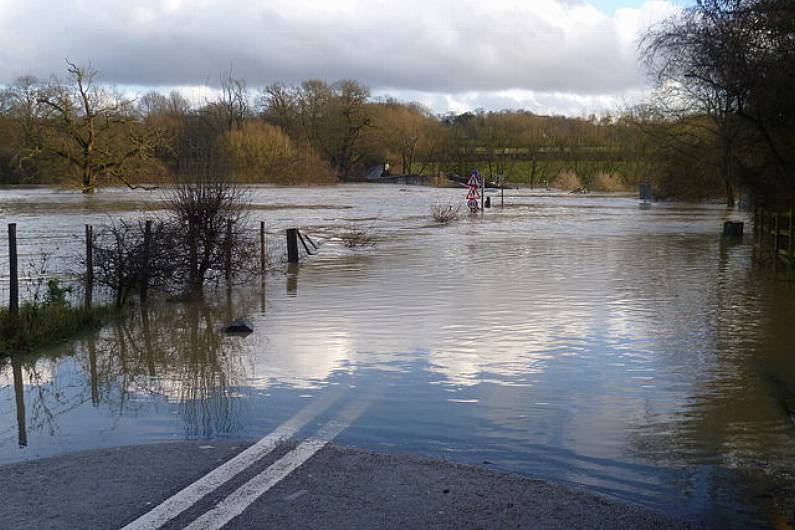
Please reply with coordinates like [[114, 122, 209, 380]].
[[466, 169, 482, 213], [639, 182, 652, 208]]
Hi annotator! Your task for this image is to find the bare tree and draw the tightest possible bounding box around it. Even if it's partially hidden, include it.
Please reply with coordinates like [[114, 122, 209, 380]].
[[257, 82, 297, 135], [1, 76, 44, 178], [642, 0, 795, 206], [201, 69, 249, 134], [35, 61, 164, 192], [165, 174, 255, 294], [92, 219, 178, 307], [292, 79, 371, 179]]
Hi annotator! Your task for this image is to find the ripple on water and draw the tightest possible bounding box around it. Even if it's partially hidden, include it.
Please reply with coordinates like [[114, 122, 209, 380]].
[[0, 187, 791, 527]]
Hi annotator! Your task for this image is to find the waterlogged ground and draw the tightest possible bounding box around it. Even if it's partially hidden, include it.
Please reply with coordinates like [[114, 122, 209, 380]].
[[1, 184, 794, 527]]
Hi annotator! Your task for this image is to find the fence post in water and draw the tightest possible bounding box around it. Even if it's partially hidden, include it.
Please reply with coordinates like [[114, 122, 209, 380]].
[[774, 213, 780, 262], [8, 223, 18, 315], [141, 220, 152, 303], [225, 220, 233, 283], [260, 221, 266, 273], [286, 228, 299, 264], [85, 224, 93, 310]]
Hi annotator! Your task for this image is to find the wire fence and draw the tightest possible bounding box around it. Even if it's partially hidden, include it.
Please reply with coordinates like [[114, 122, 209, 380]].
[[0, 221, 326, 309]]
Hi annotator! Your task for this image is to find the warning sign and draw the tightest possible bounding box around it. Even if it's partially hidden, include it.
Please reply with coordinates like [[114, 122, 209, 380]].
[[466, 169, 482, 213]]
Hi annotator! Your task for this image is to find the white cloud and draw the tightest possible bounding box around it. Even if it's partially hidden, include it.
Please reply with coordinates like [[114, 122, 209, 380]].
[[0, 0, 677, 115]]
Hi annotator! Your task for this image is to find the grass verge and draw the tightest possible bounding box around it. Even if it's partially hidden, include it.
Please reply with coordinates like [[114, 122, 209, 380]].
[[0, 296, 113, 354]]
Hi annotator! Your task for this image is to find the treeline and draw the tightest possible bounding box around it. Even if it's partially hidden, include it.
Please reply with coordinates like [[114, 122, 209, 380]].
[[0, 65, 706, 197], [642, 0, 795, 207], [3, 0, 792, 207]]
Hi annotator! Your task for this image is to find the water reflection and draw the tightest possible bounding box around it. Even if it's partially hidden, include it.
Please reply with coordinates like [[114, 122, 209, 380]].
[[12, 356, 26, 447], [286, 263, 299, 296], [0, 293, 260, 453], [1, 187, 794, 527]]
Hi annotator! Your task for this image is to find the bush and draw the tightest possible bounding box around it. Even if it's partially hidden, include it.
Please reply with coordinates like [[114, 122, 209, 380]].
[[0, 279, 110, 353], [337, 221, 376, 247], [44, 279, 72, 307], [589, 172, 630, 192], [217, 122, 337, 185], [553, 170, 581, 191], [431, 203, 461, 224]]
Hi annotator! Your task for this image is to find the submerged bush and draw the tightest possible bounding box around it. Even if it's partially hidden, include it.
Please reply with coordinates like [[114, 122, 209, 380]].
[[337, 220, 377, 248], [431, 203, 461, 224]]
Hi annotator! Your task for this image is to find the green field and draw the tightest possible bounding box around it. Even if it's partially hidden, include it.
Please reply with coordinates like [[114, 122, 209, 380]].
[[410, 160, 639, 190]]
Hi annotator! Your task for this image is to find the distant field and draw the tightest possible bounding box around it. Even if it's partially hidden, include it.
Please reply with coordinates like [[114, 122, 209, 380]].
[[410, 160, 638, 190]]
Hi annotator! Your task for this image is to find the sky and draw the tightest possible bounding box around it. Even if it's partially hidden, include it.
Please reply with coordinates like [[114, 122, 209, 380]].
[[0, 0, 682, 116]]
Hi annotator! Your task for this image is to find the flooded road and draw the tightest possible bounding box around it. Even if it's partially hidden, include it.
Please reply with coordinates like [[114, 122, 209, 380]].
[[1, 185, 793, 527]]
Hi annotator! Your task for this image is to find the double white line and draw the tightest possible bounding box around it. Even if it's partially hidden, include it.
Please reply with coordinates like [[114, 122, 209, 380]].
[[122, 391, 369, 530]]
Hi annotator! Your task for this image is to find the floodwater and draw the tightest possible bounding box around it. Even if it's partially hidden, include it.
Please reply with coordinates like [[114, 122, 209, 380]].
[[1, 184, 794, 527]]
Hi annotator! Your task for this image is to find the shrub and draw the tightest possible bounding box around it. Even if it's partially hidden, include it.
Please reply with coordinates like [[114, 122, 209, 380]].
[[44, 279, 72, 307], [0, 279, 110, 353], [553, 170, 581, 191], [337, 221, 376, 247], [589, 172, 630, 192], [431, 203, 461, 224]]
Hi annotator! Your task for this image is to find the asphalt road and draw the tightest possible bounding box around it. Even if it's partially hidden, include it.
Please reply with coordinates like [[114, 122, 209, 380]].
[[0, 442, 691, 529]]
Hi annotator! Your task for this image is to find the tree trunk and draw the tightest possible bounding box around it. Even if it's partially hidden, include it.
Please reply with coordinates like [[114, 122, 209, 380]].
[[82, 166, 95, 193], [725, 181, 736, 208]]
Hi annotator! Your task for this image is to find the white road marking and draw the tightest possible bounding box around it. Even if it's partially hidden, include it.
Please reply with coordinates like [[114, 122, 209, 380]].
[[184, 398, 371, 530], [120, 394, 341, 530]]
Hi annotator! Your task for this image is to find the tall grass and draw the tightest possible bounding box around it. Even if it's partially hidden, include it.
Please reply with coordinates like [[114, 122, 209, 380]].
[[553, 171, 581, 191], [589, 172, 630, 192], [0, 280, 112, 354]]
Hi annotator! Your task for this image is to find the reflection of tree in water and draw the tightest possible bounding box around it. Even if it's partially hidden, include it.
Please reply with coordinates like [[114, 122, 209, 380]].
[[0, 287, 263, 450], [0, 349, 92, 448], [99, 294, 256, 437], [621, 238, 795, 525]]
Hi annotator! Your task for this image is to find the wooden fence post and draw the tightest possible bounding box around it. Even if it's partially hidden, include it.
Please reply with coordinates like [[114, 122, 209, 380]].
[[774, 213, 780, 261], [296, 230, 313, 255], [286, 228, 299, 264], [141, 220, 152, 303], [85, 224, 93, 310], [8, 224, 18, 315], [260, 221, 266, 273]]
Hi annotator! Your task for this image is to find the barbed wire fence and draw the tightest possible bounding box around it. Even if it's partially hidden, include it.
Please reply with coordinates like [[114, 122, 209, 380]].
[[1, 221, 327, 310]]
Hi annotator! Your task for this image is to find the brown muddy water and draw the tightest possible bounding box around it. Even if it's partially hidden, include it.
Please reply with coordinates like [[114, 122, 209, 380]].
[[1, 185, 794, 527]]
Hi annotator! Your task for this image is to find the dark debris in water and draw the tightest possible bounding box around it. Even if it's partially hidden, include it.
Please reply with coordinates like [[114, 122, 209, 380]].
[[224, 318, 254, 335]]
